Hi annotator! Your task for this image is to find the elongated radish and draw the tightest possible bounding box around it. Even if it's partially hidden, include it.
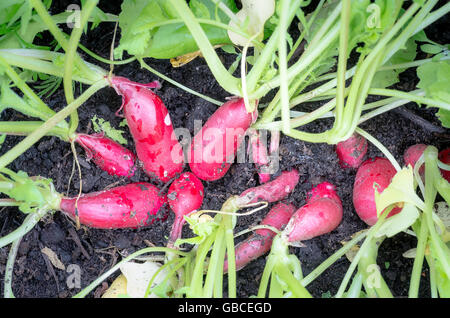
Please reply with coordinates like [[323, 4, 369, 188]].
[[335, 133, 368, 169], [74, 133, 136, 177], [284, 182, 342, 243], [353, 157, 402, 226], [238, 169, 300, 205], [109, 76, 184, 183], [167, 172, 204, 247], [188, 98, 258, 181], [249, 129, 271, 183], [438, 148, 450, 182], [59, 183, 168, 229], [224, 202, 296, 272]]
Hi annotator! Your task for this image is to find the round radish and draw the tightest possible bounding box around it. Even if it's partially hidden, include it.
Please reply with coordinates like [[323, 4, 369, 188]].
[[353, 157, 402, 226], [188, 98, 258, 181], [284, 182, 343, 243], [109, 76, 184, 183], [224, 202, 296, 272], [438, 148, 450, 182], [335, 133, 368, 169], [167, 172, 204, 246], [59, 183, 168, 229], [74, 133, 136, 177], [403, 143, 427, 177]]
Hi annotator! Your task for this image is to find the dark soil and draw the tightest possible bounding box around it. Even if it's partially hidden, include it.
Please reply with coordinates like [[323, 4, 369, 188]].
[[0, 1, 448, 298]]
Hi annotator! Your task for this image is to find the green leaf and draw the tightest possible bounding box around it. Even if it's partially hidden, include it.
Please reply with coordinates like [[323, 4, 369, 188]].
[[436, 108, 450, 129], [91, 115, 128, 145], [375, 203, 420, 238], [374, 166, 425, 215], [417, 60, 450, 105], [420, 43, 443, 54], [175, 214, 219, 246]]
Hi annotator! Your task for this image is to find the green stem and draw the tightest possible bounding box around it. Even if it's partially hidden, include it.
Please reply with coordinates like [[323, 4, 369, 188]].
[[0, 79, 108, 171], [273, 262, 312, 298], [3, 236, 22, 298], [409, 218, 429, 298], [168, 0, 240, 96], [139, 58, 223, 106], [279, 0, 292, 134], [369, 88, 449, 110], [355, 128, 401, 172], [225, 223, 237, 298], [0, 207, 50, 249], [0, 121, 70, 141], [74, 246, 188, 298]]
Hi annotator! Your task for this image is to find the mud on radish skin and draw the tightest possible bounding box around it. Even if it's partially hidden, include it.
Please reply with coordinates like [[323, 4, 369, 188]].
[[284, 182, 343, 243], [353, 157, 402, 226], [335, 133, 368, 169], [224, 202, 296, 272], [238, 169, 300, 205], [188, 97, 258, 181], [74, 133, 136, 177], [59, 182, 168, 229], [167, 172, 204, 246], [109, 76, 184, 183]]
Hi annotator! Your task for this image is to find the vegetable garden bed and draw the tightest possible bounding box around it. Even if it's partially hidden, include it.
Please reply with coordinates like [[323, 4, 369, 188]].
[[0, 0, 448, 298]]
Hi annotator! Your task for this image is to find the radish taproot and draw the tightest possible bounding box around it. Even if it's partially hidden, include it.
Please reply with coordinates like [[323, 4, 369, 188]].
[[438, 148, 450, 182], [353, 157, 402, 226], [238, 169, 300, 205], [335, 133, 368, 169], [59, 182, 168, 229], [224, 202, 296, 272], [188, 98, 258, 181], [284, 182, 343, 243], [249, 129, 271, 183], [109, 76, 184, 183], [74, 133, 136, 177], [167, 172, 204, 247]]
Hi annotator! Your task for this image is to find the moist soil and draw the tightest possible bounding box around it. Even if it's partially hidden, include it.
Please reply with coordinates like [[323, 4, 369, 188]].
[[0, 1, 448, 298]]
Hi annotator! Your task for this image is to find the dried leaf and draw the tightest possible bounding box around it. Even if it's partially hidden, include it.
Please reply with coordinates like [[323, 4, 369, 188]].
[[40, 247, 65, 270], [102, 274, 128, 298]]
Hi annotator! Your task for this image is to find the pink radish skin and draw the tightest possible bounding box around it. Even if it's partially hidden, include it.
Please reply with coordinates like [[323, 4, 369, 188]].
[[336, 133, 368, 169], [249, 129, 271, 183], [109, 76, 184, 183], [285, 182, 343, 243], [438, 148, 450, 182], [75, 133, 136, 177], [238, 169, 300, 205], [167, 172, 204, 246], [403, 144, 427, 177], [189, 98, 258, 181], [224, 202, 296, 272], [59, 183, 167, 229], [353, 157, 402, 226]]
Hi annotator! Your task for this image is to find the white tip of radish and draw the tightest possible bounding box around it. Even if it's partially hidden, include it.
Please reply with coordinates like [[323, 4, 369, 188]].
[[164, 114, 171, 126]]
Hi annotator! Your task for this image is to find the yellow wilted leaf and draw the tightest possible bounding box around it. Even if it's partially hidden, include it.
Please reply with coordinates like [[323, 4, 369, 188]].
[[102, 274, 128, 298]]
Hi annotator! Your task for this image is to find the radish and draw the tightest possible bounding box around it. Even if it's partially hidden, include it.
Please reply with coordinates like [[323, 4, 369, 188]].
[[59, 182, 168, 229], [335, 133, 368, 169], [238, 169, 300, 205], [167, 172, 204, 247], [284, 182, 343, 243], [74, 133, 136, 177], [109, 76, 184, 183], [438, 148, 450, 182], [403, 143, 427, 177], [224, 202, 295, 272], [353, 157, 402, 226], [188, 98, 258, 181], [249, 129, 271, 183]]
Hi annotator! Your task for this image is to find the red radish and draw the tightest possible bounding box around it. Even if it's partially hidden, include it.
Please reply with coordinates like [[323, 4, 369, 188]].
[[335, 133, 368, 169], [353, 157, 402, 226], [224, 202, 296, 272], [188, 98, 258, 181], [284, 182, 342, 243], [238, 169, 300, 205], [74, 133, 136, 177], [167, 172, 204, 247], [403, 144, 427, 177], [438, 148, 450, 182], [59, 183, 167, 229], [249, 129, 271, 183], [109, 76, 184, 183]]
